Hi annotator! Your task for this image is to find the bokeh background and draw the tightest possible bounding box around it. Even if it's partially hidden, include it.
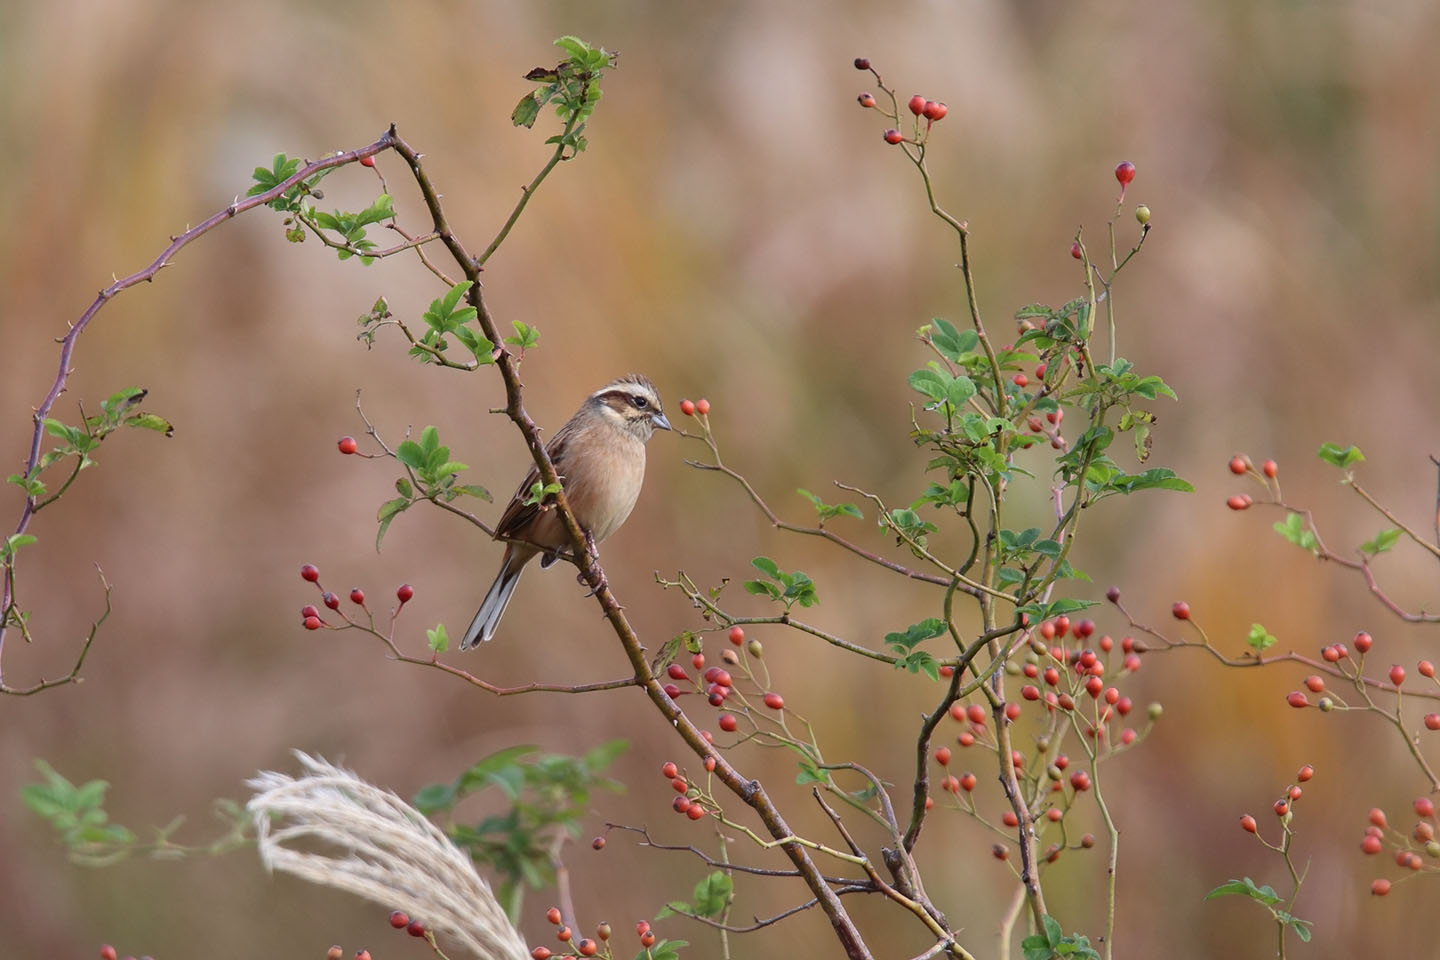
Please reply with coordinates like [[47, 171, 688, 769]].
[[2, 0, 1438, 956]]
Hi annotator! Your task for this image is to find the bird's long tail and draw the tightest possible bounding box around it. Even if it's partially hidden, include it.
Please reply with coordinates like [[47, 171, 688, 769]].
[[461, 550, 526, 649]]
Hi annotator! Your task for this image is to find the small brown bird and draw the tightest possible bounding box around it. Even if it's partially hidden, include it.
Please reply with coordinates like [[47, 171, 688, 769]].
[[460, 375, 671, 648]]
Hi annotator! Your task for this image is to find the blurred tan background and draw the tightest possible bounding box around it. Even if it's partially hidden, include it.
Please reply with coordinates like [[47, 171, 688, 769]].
[[2, 0, 1439, 956]]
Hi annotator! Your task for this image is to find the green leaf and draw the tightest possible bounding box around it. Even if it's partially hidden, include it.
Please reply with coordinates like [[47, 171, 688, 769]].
[[505, 320, 541, 349], [1205, 876, 1281, 904], [455, 484, 493, 502], [375, 496, 409, 551], [523, 480, 562, 506], [123, 413, 175, 436], [3, 533, 38, 560], [908, 368, 950, 403], [797, 488, 862, 523], [1018, 598, 1099, 620], [1316, 442, 1364, 469], [929, 317, 979, 361], [691, 870, 733, 917], [631, 939, 687, 960], [1246, 623, 1277, 652], [751, 556, 781, 579], [1361, 528, 1401, 556], [554, 35, 592, 61], [582, 739, 629, 772], [440, 282, 471, 316], [795, 756, 829, 785], [6, 473, 46, 498], [743, 579, 781, 599], [884, 618, 947, 651], [896, 650, 941, 680], [1273, 512, 1319, 553], [411, 782, 458, 814], [395, 440, 425, 470], [427, 624, 450, 654], [653, 901, 690, 921], [512, 90, 544, 128], [948, 375, 977, 408], [1041, 915, 1062, 948]]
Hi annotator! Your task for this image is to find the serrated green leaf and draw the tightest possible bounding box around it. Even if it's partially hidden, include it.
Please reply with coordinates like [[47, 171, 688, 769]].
[[427, 623, 450, 653]]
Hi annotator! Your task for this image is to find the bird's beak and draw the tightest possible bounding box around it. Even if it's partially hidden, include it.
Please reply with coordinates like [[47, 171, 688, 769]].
[[652, 412, 673, 432]]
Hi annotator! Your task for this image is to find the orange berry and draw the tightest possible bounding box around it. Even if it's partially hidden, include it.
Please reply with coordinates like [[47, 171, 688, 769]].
[[695, 398, 710, 415]]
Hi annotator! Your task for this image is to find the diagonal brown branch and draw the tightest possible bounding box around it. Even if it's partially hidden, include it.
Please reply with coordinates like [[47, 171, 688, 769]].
[[386, 129, 876, 960]]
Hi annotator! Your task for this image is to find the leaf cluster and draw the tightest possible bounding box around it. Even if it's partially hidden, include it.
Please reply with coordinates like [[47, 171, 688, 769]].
[[511, 36, 617, 155], [743, 556, 818, 609], [376, 425, 490, 550], [413, 741, 628, 919]]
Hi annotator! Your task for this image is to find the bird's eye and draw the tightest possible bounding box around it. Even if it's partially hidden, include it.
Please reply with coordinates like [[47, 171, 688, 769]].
[[631, 395, 649, 408]]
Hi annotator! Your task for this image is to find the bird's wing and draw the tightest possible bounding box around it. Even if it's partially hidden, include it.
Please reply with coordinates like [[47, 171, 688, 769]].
[[493, 428, 571, 540]]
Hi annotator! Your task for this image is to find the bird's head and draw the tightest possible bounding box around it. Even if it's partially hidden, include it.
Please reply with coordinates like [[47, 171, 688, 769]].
[[590, 374, 672, 441]]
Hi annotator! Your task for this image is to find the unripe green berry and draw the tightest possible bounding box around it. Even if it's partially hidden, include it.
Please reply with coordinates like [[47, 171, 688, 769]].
[[1318, 697, 1334, 712], [1147, 703, 1164, 720], [1135, 204, 1151, 225]]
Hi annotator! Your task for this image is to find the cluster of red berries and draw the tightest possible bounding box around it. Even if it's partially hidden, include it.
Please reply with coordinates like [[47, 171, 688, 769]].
[[529, 906, 616, 959], [1224, 455, 1279, 510], [659, 626, 782, 726], [677, 397, 709, 418], [1285, 632, 1433, 711], [298, 563, 411, 630], [661, 758, 715, 822], [930, 612, 1159, 861], [1239, 763, 1314, 835], [906, 94, 949, 121], [1361, 798, 1439, 895], [387, 909, 428, 939]]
